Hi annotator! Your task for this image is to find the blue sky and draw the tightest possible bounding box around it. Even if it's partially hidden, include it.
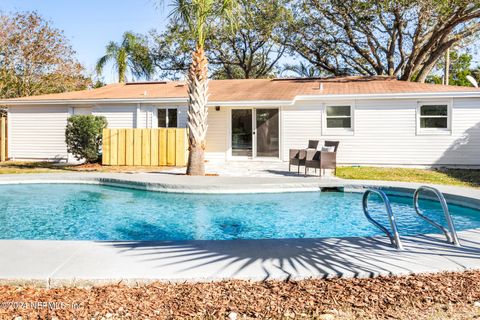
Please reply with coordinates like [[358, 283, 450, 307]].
[[1, 0, 171, 83], [1, 1, 478, 84]]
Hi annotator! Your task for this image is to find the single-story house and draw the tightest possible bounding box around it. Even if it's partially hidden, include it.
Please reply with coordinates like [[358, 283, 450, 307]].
[[1, 76, 479, 168]]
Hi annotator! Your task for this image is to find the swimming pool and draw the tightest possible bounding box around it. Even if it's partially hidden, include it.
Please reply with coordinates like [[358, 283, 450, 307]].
[[0, 183, 479, 241]]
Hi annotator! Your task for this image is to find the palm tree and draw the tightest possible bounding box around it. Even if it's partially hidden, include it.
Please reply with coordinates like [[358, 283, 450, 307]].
[[96, 32, 154, 83], [167, 0, 238, 175], [283, 62, 323, 78]]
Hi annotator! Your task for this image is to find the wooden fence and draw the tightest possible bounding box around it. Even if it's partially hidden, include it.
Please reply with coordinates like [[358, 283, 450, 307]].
[[102, 128, 188, 166], [0, 117, 6, 162]]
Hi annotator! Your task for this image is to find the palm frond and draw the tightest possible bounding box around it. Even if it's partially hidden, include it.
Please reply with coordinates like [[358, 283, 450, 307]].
[[170, 0, 195, 34], [95, 55, 111, 75], [96, 41, 119, 75]]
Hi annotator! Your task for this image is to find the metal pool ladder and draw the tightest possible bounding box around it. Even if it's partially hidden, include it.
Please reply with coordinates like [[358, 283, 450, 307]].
[[413, 186, 461, 247], [362, 189, 403, 250]]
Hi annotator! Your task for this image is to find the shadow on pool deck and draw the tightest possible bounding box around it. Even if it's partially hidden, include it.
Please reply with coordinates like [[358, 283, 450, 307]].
[[97, 229, 480, 281]]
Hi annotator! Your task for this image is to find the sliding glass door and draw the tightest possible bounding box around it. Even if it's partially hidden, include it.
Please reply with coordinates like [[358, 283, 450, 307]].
[[231, 109, 253, 157], [255, 109, 279, 158], [231, 108, 279, 158]]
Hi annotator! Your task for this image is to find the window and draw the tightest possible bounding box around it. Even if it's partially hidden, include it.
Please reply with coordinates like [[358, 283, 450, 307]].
[[419, 104, 448, 129], [158, 108, 178, 128], [326, 105, 352, 129]]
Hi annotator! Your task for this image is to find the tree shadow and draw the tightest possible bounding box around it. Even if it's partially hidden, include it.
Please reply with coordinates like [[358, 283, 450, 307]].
[[434, 122, 480, 187], [97, 229, 480, 281]]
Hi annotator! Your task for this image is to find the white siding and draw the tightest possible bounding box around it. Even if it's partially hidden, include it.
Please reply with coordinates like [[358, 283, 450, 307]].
[[205, 106, 228, 161], [72, 107, 92, 115], [93, 105, 136, 128], [8, 105, 69, 160], [281, 98, 480, 167], [440, 98, 480, 166], [6, 97, 480, 167], [138, 105, 149, 128], [282, 103, 323, 161]]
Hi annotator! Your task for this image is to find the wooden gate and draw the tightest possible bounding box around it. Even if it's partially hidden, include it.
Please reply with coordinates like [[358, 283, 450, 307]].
[[0, 117, 6, 162], [102, 128, 188, 166]]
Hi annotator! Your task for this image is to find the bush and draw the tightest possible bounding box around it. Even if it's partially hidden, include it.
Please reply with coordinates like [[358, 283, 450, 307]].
[[65, 115, 108, 163]]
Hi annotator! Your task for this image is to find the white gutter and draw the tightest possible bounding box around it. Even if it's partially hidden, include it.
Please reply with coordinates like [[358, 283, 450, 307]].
[[0, 91, 479, 106], [294, 91, 480, 101], [0, 98, 189, 106]]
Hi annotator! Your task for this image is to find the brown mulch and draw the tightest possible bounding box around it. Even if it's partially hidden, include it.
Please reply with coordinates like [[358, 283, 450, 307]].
[[1, 271, 480, 319]]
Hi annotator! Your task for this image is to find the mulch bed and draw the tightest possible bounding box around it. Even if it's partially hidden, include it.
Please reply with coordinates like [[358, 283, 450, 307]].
[[1, 271, 480, 319]]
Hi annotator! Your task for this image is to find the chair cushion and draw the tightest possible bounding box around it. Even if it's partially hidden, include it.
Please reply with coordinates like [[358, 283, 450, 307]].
[[321, 146, 335, 152]]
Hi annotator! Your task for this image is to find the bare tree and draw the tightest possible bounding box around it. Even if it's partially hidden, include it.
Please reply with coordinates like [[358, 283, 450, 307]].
[[288, 0, 480, 82]]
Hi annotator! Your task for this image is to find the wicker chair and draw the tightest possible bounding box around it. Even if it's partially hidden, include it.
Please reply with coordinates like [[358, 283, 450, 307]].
[[321, 141, 340, 175], [304, 141, 340, 177], [288, 140, 319, 173]]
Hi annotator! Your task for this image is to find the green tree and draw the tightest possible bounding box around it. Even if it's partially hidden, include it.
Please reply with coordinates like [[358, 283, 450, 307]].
[[96, 32, 154, 83], [206, 0, 290, 79], [162, 0, 238, 176], [0, 12, 91, 99], [427, 52, 479, 87], [151, 0, 289, 80], [287, 0, 480, 82], [65, 115, 108, 163]]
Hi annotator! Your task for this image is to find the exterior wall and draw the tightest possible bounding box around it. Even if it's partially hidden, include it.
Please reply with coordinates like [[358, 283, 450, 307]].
[[8, 105, 69, 160], [205, 106, 228, 161], [6, 97, 480, 167], [92, 105, 137, 128], [282, 103, 322, 160], [281, 98, 480, 167]]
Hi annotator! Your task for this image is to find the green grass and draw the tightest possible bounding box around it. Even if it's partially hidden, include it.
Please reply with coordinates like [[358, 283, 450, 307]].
[[0, 161, 66, 174], [337, 166, 480, 188]]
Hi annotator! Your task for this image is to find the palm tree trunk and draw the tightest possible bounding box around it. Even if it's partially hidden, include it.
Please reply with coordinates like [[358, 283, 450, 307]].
[[186, 45, 209, 176]]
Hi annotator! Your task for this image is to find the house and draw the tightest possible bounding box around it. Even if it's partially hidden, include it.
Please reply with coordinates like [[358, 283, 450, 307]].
[[1, 76, 479, 168]]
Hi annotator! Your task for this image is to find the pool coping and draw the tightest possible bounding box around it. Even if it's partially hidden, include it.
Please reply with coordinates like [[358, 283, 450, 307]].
[[0, 172, 479, 287]]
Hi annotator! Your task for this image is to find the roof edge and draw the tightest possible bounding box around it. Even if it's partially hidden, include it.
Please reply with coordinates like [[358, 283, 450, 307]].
[[1, 91, 479, 106]]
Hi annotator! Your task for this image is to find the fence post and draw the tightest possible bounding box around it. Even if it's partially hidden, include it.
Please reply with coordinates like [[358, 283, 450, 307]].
[[0, 117, 6, 162]]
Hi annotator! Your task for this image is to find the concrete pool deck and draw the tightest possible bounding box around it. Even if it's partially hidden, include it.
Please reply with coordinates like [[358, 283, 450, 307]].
[[0, 172, 479, 286]]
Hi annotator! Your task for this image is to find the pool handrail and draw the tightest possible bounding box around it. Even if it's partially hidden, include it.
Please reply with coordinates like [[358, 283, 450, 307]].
[[413, 186, 461, 247], [362, 189, 403, 250]]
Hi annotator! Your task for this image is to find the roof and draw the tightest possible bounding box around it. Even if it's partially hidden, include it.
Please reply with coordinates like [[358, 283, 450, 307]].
[[2, 76, 479, 105]]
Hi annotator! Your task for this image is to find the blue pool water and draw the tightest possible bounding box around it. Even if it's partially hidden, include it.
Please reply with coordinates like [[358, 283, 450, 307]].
[[0, 184, 479, 241]]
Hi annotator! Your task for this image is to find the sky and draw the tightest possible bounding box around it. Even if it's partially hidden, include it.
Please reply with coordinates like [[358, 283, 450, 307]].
[[0, 0, 172, 83], [1, 1, 478, 84]]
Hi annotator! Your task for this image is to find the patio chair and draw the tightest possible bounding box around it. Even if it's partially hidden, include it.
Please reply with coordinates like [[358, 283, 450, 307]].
[[289, 140, 319, 173], [320, 141, 340, 176], [307, 140, 320, 149], [304, 141, 340, 177], [304, 149, 320, 176], [289, 149, 306, 174]]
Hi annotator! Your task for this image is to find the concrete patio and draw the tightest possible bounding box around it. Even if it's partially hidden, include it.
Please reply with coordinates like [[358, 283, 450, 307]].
[[1, 229, 480, 287], [164, 160, 335, 178]]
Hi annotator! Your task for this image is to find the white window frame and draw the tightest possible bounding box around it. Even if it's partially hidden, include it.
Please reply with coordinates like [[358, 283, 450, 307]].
[[416, 100, 452, 136], [322, 102, 355, 136], [156, 107, 179, 128]]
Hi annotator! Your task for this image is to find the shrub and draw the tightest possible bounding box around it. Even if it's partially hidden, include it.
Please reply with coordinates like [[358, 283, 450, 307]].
[[65, 115, 108, 163]]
